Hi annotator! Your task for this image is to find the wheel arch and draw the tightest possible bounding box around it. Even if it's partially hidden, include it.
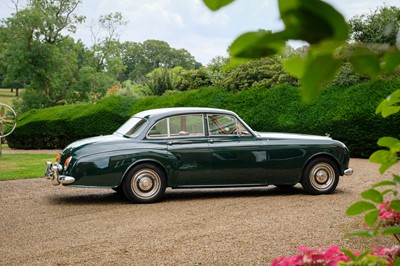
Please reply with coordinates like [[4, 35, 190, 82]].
[[118, 159, 169, 187], [303, 153, 341, 177]]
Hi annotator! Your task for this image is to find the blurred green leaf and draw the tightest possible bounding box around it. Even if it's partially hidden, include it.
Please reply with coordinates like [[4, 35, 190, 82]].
[[379, 106, 400, 118], [361, 189, 383, 204], [369, 150, 398, 174], [229, 31, 287, 59], [282, 56, 306, 78], [346, 230, 376, 238], [390, 200, 400, 212], [341, 249, 358, 261], [382, 226, 400, 235], [364, 210, 379, 227], [300, 54, 341, 103], [377, 136, 400, 150], [346, 201, 377, 216], [278, 0, 348, 44], [202, 0, 234, 11], [376, 89, 400, 118], [394, 174, 400, 184], [373, 180, 397, 188], [349, 48, 381, 79], [383, 50, 400, 74]]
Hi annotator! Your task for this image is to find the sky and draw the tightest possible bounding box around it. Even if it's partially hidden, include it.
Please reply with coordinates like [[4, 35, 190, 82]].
[[0, 0, 399, 65]]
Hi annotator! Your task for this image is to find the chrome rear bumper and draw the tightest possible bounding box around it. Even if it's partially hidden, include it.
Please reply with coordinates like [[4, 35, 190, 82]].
[[45, 162, 75, 186], [344, 168, 353, 176]]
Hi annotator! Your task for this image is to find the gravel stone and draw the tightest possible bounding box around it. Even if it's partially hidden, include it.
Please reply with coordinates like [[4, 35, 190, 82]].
[[0, 158, 398, 265]]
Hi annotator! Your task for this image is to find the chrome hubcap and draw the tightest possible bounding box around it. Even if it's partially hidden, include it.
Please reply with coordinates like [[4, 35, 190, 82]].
[[131, 169, 161, 199], [309, 163, 335, 190], [138, 176, 153, 191], [315, 170, 329, 184]]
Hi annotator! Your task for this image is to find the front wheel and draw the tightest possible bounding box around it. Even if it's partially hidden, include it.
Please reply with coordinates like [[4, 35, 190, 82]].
[[301, 157, 339, 195], [122, 163, 167, 203]]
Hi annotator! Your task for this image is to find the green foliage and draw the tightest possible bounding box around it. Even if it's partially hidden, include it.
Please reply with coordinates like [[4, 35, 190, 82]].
[[10, 79, 398, 156], [349, 6, 400, 46], [0, 1, 87, 111], [120, 40, 201, 82], [376, 89, 400, 118], [6, 96, 132, 149], [370, 137, 400, 174], [202, 0, 234, 11], [111, 80, 151, 100], [330, 62, 369, 88], [222, 57, 298, 91], [146, 68, 176, 96], [345, 174, 400, 238], [202, 0, 400, 262], [212, 0, 400, 105]]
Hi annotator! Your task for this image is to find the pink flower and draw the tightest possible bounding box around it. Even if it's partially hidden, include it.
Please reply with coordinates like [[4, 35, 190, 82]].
[[378, 201, 400, 227], [271, 246, 351, 266], [373, 245, 400, 261]]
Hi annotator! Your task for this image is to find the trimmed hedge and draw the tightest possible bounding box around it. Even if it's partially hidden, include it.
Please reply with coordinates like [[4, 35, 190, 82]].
[[6, 80, 400, 158], [6, 96, 133, 149]]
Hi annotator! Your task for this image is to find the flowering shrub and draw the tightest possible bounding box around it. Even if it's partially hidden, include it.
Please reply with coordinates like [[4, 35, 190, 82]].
[[271, 246, 350, 266], [379, 202, 400, 228], [201, 1, 400, 266], [271, 245, 400, 266]]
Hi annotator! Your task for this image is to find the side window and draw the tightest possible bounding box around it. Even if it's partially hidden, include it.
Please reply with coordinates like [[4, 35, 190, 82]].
[[147, 114, 205, 138], [208, 114, 250, 136], [148, 118, 168, 138]]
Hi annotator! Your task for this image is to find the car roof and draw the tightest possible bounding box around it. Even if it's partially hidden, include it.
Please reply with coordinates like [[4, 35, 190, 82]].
[[134, 107, 236, 119]]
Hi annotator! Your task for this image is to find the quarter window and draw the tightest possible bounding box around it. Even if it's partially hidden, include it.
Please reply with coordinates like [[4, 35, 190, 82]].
[[147, 114, 205, 138]]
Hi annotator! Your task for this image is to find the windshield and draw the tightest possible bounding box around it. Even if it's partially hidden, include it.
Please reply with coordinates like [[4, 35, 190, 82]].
[[115, 117, 147, 137]]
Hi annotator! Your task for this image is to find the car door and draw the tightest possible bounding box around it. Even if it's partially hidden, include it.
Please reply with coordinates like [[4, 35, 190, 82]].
[[207, 114, 268, 185], [148, 114, 211, 187]]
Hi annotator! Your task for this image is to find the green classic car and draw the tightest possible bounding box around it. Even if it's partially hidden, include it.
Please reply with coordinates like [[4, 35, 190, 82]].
[[45, 107, 353, 203]]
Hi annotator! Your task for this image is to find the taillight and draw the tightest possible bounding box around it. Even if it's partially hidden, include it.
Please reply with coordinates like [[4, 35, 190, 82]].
[[64, 156, 72, 170], [55, 153, 61, 162]]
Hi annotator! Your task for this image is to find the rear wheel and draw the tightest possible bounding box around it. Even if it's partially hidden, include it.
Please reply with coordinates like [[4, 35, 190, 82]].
[[301, 157, 339, 195], [122, 163, 167, 203]]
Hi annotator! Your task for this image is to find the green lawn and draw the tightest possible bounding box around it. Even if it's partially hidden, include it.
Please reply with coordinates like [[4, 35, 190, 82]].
[[0, 153, 56, 181], [0, 88, 22, 107]]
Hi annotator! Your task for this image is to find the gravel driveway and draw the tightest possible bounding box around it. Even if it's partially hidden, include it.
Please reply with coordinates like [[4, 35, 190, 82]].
[[1, 158, 398, 265]]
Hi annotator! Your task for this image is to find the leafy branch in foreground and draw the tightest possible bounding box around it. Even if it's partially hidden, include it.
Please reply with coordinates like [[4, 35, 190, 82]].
[[202, 0, 400, 265]]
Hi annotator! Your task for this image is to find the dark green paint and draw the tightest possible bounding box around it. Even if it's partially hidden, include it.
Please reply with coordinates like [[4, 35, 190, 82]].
[[55, 108, 351, 189]]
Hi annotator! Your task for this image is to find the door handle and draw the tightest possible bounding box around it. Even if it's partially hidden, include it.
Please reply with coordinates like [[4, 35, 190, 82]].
[[208, 139, 214, 143]]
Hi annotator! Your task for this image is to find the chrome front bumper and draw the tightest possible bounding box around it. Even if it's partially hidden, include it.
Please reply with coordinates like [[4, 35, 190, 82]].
[[45, 162, 75, 186], [344, 168, 353, 176]]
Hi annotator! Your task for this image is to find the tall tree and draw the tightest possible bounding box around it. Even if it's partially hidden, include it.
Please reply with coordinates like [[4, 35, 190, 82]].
[[349, 5, 400, 45], [1, 0, 85, 111], [120, 40, 201, 82], [90, 12, 127, 76]]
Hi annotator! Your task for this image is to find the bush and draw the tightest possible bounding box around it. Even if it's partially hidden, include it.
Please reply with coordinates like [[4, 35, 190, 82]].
[[6, 80, 400, 158], [6, 96, 133, 149]]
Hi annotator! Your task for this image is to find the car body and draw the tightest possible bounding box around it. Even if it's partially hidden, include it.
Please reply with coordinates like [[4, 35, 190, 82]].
[[45, 107, 353, 203]]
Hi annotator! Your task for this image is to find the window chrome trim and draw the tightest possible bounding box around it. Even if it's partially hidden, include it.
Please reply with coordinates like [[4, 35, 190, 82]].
[[146, 114, 206, 139]]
